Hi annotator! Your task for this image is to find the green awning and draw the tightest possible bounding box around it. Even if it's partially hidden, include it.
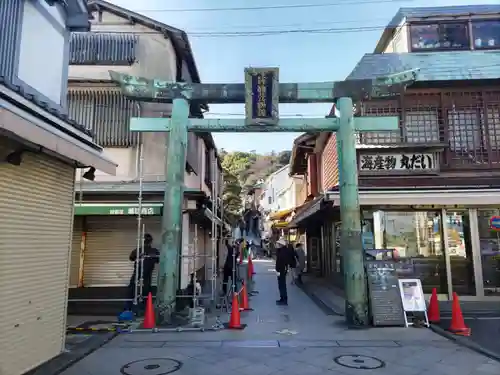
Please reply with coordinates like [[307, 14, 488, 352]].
[[74, 203, 163, 216]]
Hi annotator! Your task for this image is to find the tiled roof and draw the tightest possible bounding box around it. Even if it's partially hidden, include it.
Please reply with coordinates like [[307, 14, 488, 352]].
[[347, 51, 500, 81], [0, 76, 92, 137]]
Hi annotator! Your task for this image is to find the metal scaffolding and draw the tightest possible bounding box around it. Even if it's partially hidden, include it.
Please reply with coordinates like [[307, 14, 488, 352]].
[[68, 146, 226, 327]]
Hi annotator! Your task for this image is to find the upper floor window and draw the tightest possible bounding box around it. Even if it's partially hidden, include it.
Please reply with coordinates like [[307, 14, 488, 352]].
[[410, 23, 469, 51], [472, 20, 500, 49]]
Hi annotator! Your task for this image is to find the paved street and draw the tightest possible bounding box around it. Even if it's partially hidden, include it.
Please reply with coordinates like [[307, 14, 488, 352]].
[[60, 261, 500, 375], [439, 316, 500, 359]]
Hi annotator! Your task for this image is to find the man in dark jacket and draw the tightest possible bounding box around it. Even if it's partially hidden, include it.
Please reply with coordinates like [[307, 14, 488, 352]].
[[275, 237, 293, 305], [125, 233, 159, 311], [222, 239, 238, 294]]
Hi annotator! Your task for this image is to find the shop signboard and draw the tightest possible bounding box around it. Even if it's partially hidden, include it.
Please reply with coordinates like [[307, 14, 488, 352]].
[[490, 216, 500, 231], [358, 152, 438, 174], [398, 279, 426, 312], [74, 203, 162, 216], [365, 260, 405, 327], [397, 278, 429, 327]]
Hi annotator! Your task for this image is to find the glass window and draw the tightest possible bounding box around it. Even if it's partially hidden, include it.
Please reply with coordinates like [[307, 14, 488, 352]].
[[363, 210, 448, 293], [410, 23, 469, 51], [404, 110, 440, 143], [477, 209, 500, 296], [472, 20, 500, 49]]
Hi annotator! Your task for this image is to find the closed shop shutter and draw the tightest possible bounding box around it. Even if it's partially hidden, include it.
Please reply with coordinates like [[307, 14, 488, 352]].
[[0, 152, 75, 375], [69, 217, 83, 287], [83, 216, 161, 287]]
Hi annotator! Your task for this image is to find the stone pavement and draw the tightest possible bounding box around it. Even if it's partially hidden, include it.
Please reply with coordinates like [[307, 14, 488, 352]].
[[59, 260, 500, 375]]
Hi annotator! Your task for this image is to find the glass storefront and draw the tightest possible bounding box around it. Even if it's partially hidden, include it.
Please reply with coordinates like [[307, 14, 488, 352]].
[[327, 206, 500, 299], [478, 209, 500, 296], [362, 210, 448, 294], [361, 209, 475, 295]]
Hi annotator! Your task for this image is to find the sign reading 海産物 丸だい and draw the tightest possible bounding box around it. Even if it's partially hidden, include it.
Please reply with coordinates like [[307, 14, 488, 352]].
[[244, 67, 279, 126]]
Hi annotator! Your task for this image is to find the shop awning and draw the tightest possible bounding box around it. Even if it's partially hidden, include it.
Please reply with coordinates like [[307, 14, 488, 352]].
[[325, 188, 500, 206], [287, 195, 325, 228], [269, 208, 294, 221], [272, 220, 290, 228], [74, 203, 162, 216]]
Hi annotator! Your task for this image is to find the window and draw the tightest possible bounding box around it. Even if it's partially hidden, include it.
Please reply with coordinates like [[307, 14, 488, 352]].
[[363, 210, 448, 294], [404, 110, 440, 143], [472, 20, 500, 49], [447, 109, 483, 152], [410, 23, 469, 51]]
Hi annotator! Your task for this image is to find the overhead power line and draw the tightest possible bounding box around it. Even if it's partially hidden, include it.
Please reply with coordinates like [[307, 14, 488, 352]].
[[134, 0, 413, 13]]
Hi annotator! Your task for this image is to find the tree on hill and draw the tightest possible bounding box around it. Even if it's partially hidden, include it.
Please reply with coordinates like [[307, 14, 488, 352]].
[[219, 149, 292, 223]]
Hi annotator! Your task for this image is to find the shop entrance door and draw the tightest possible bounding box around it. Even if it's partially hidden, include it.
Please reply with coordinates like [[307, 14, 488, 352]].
[[443, 209, 476, 297]]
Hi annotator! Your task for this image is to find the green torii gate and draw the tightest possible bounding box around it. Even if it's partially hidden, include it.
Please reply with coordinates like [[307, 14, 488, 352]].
[[110, 67, 418, 327]]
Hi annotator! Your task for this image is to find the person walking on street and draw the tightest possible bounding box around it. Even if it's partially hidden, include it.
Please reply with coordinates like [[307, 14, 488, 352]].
[[275, 237, 295, 305], [294, 243, 306, 284]]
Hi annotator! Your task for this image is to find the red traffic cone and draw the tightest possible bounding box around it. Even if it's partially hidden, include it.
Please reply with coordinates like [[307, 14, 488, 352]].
[[247, 257, 254, 279], [448, 292, 471, 336], [143, 292, 156, 329], [427, 288, 440, 323], [239, 282, 253, 311], [248, 255, 255, 276], [226, 292, 245, 330]]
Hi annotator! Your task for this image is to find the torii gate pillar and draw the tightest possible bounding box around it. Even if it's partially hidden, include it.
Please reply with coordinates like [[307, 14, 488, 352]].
[[111, 67, 418, 327]]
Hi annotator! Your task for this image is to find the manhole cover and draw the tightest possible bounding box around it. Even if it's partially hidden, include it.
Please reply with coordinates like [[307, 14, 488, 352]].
[[120, 358, 182, 375], [334, 355, 385, 370]]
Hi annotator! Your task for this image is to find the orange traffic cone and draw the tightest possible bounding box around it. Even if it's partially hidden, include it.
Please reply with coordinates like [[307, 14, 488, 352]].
[[448, 292, 471, 336], [427, 288, 440, 323], [239, 282, 253, 311], [225, 292, 245, 330], [143, 292, 156, 329], [248, 255, 255, 276], [247, 257, 254, 280]]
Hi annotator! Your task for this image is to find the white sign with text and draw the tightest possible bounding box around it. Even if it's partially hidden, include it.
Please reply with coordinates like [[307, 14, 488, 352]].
[[359, 153, 437, 172]]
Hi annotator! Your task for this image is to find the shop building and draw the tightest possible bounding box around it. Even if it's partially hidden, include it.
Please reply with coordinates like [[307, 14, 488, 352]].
[[289, 4, 500, 301], [66, 1, 224, 313], [0, 1, 117, 375]]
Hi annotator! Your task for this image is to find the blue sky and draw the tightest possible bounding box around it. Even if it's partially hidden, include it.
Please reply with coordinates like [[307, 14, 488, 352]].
[[110, 0, 497, 153]]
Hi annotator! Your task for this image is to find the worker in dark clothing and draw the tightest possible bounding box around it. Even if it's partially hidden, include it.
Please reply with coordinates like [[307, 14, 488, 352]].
[[222, 239, 240, 294], [275, 237, 293, 305], [124, 233, 159, 311]]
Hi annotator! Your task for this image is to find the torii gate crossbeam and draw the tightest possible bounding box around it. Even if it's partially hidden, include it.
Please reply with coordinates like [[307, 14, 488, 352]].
[[111, 67, 418, 328]]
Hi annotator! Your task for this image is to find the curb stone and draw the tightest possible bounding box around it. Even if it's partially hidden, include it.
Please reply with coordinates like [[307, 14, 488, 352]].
[[430, 324, 500, 363], [297, 282, 345, 316], [25, 332, 118, 375]]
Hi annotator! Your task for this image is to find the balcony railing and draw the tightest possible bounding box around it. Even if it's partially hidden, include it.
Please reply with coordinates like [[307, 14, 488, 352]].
[[357, 89, 500, 169]]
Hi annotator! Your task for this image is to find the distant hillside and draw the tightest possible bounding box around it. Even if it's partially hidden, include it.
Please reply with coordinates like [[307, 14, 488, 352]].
[[219, 149, 291, 221], [220, 150, 291, 191]]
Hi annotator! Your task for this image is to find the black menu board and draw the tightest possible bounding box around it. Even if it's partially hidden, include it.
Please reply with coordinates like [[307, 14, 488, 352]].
[[365, 260, 405, 327]]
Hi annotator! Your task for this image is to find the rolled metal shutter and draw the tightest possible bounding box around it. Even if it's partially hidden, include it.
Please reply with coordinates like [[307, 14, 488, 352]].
[[83, 216, 161, 286], [0, 152, 75, 375], [69, 217, 83, 287]]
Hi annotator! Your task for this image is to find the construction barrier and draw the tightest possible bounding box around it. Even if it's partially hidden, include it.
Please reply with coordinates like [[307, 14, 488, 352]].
[[67, 326, 121, 334]]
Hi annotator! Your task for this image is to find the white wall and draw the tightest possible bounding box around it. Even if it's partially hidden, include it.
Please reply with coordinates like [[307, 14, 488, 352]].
[[70, 10, 210, 188], [260, 165, 291, 212], [382, 23, 409, 53], [18, 0, 65, 105]]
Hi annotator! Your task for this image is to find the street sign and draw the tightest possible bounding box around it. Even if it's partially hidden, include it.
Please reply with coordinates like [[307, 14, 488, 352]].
[[490, 216, 500, 231], [245, 67, 279, 125]]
